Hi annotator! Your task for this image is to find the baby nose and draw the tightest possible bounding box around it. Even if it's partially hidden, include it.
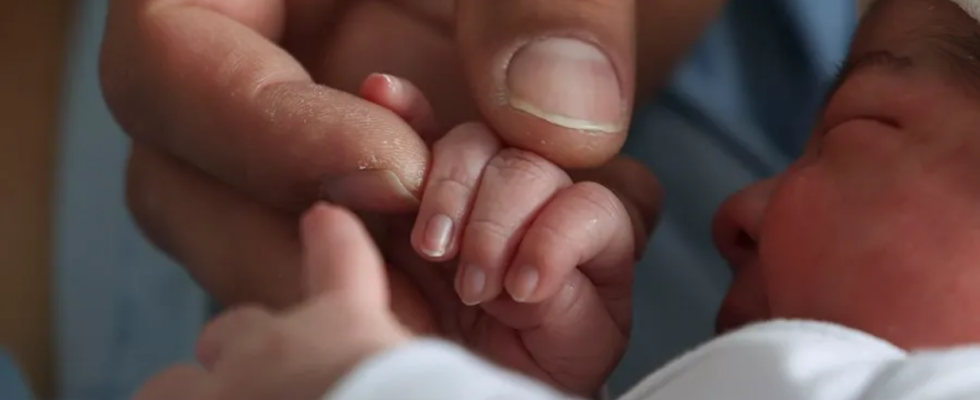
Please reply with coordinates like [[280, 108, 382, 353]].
[[712, 177, 778, 269]]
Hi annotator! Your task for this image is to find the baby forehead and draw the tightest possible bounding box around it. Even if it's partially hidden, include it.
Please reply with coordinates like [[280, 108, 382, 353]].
[[850, 0, 980, 88], [856, 0, 980, 50]]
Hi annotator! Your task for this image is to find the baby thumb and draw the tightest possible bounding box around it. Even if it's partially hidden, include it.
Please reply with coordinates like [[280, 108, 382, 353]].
[[300, 203, 389, 311]]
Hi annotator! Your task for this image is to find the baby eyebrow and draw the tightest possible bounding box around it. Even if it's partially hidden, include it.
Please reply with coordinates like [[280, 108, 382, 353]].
[[928, 30, 980, 92], [822, 50, 914, 108], [822, 32, 980, 109]]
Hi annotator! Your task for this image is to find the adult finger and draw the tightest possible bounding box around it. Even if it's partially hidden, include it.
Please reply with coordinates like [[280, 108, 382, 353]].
[[455, 0, 635, 168], [102, 0, 428, 213], [126, 145, 437, 333], [457, 149, 571, 305], [126, 144, 305, 309], [127, 145, 438, 332], [411, 123, 501, 260]]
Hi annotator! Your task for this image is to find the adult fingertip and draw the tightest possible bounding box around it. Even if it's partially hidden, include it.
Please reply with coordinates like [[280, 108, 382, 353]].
[[455, 0, 635, 168], [506, 37, 624, 134], [320, 170, 421, 213], [487, 36, 629, 168]]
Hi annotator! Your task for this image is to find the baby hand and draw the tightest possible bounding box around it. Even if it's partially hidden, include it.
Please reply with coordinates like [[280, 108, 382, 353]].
[[133, 205, 410, 400], [361, 73, 655, 396], [413, 122, 636, 305], [418, 122, 640, 394], [360, 74, 640, 305]]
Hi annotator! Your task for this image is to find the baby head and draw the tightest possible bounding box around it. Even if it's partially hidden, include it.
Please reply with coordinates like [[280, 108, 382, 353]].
[[713, 0, 980, 348]]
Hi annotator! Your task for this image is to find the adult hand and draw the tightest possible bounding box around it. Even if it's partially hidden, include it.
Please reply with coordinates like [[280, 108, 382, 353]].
[[104, 0, 635, 307], [133, 204, 411, 400], [102, 0, 637, 214], [103, 0, 721, 307]]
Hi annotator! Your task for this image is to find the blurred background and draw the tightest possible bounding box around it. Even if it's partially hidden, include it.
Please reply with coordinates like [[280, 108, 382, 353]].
[[1, 1, 206, 399], [0, 0, 67, 397]]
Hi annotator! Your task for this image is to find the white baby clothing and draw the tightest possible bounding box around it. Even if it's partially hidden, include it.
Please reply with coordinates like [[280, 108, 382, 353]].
[[326, 320, 980, 400]]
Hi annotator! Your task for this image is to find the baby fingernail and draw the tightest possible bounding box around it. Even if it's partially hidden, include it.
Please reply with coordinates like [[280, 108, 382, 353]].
[[458, 265, 486, 306], [505, 38, 623, 133], [421, 214, 453, 258], [509, 266, 539, 303]]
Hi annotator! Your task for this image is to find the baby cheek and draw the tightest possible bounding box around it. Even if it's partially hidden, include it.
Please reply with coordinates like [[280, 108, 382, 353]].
[[758, 167, 837, 263], [757, 162, 961, 325], [755, 166, 865, 317]]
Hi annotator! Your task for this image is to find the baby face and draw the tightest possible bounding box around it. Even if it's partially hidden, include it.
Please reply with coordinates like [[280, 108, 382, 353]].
[[714, 0, 980, 348]]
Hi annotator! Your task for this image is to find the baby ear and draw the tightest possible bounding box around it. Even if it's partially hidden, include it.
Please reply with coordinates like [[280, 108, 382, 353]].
[[300, 203, 390, 311]]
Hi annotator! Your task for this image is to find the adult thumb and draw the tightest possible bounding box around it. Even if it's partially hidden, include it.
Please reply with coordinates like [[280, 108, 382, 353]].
[[455, 0, 635, 169], [300, 203, 389, 310]]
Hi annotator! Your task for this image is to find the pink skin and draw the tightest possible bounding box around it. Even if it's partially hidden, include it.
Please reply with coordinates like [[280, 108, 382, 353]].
[[713, 0, 980, 348], [359, 72, 635, 307], [365, 0, 980, 354], [358, 73, 638, 394], [142, 204, 410, 400], [359, 73, 440, 142]]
